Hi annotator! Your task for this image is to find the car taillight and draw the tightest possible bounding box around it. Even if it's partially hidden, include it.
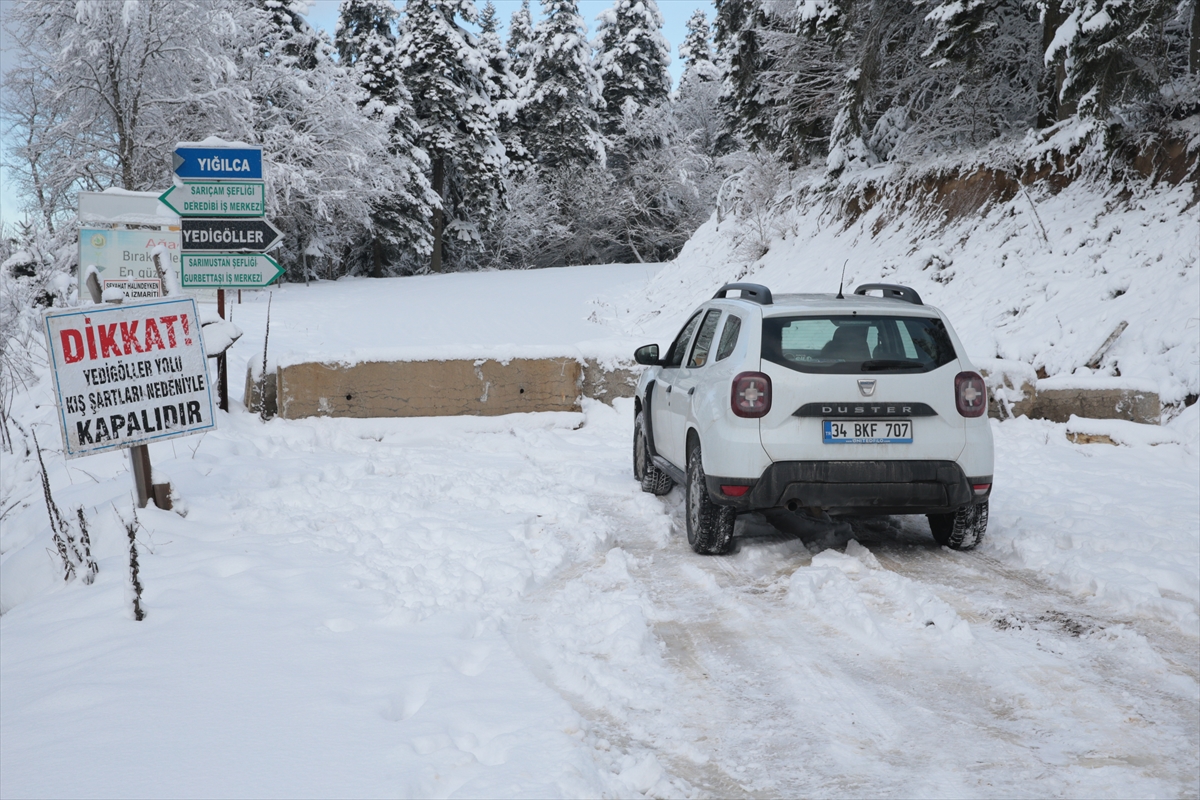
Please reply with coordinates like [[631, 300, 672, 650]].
[[955, 371, 987, 417], [732, 372, 771, 418]]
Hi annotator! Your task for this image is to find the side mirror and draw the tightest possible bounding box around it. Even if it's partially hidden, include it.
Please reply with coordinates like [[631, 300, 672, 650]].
[[634, 344, 660, 366]]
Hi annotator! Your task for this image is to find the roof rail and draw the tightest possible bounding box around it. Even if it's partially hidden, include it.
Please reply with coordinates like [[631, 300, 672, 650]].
[[713, 282, 773, 305], [853, 283, 923, 306]]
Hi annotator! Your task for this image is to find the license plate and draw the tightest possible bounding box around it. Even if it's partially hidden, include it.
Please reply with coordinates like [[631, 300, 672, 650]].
[[823, 419, 912, 444]]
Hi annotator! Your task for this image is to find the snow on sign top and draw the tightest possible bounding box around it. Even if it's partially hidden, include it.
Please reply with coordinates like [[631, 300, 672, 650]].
[[78, 190, 180, 226], [43, 297, 216, 459], [173, 146, 263, 180]]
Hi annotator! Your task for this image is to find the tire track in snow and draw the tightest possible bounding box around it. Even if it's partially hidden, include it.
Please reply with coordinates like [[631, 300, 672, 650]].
[[520, 489, 1199, 798]]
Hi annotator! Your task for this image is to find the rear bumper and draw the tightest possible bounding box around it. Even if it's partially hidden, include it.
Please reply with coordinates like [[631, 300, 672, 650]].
[[707, 460, 990, 516]]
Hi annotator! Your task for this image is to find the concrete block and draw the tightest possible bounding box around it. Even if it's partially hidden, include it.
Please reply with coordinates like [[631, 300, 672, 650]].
[[979, 361, 1038, 420], [1066, 431, 1117, 445], [1065, 415, 1180, 446], [276, 358, 583, 420], [985, 377, 1038, 420], [581, 361, 641, 403], [1033, 387, 1160, 425], [244, 364, 278, 418]]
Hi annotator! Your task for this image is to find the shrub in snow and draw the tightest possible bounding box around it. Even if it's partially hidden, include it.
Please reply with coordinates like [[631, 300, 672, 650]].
[[32, 431, 97, 585]]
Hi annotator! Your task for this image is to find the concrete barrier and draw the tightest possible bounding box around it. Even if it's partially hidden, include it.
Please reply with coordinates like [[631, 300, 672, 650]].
[[581, 362, 639, 402], [1031, 385, 1160, 425], [244, 365, 278, 417], [271, 358, 583, 419], [981, 362, 1161, 424], [246, 357, 1163, 426], [246, 357, 641, 419]]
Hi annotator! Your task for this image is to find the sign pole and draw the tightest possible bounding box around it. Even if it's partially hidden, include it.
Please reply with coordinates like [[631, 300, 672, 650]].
[[217, 288, 228, 412], [83, 261, 167, 509], [130, 444, 154, 508], [171, 141, 280, 415]]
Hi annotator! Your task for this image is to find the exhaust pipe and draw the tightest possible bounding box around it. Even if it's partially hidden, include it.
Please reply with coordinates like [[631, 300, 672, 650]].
[[786, 499, 800, 512]]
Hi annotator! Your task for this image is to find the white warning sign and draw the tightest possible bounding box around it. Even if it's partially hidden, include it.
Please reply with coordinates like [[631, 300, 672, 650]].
[[43, 297, 216, 458]]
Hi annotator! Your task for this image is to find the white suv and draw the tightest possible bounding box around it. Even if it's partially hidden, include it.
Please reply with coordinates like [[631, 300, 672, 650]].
[[632, 283, 993, 555]]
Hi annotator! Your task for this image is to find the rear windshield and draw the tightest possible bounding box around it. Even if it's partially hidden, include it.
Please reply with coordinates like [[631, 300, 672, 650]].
[[762, 315, 957, 374]]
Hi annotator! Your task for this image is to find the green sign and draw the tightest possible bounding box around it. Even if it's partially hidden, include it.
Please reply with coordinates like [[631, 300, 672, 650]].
[[180, 253, 284, 288], [160, 182, 265, 217]]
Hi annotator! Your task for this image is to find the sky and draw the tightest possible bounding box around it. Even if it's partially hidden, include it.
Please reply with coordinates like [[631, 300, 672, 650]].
[[0, 0, 714, 231]]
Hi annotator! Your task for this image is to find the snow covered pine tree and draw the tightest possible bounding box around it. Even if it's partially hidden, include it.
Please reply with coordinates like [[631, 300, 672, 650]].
[[335, 0, 437, 276], [478, 1, 532, 175], [397, 0, 507, 272], [518, 0, 605, 169], [247, 0, 403, 278], [593, 0, 672, 135]]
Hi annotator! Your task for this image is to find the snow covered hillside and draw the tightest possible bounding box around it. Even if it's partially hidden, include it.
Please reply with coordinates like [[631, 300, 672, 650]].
[[602, 157, 1199, 405]]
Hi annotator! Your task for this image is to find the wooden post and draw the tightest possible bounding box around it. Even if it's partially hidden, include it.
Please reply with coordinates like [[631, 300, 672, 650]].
[[217, 288, 228, 412], [130, 444, 154, 509], [129, 252, 172, 508]]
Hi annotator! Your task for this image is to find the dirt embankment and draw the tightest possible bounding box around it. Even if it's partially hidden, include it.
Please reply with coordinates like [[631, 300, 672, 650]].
[[838, 132, 1198, 227]]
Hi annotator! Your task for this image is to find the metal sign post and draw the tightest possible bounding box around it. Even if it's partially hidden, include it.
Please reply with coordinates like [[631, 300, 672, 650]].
[[217, 289, 228, 411], [171, 141, 282, 413]]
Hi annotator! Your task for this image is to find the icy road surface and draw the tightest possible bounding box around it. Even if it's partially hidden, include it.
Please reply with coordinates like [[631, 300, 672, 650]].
[[2, 401, 1197, 798]]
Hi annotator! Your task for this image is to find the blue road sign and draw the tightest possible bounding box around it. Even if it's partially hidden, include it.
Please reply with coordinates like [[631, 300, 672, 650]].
[[173, 147, 263, 180]]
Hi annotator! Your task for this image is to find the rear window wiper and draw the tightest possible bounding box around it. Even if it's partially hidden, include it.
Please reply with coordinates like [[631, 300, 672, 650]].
[[860, 359, 925, 371]]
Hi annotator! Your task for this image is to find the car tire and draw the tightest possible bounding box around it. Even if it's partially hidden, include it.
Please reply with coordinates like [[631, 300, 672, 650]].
[[634, 410, 673, 496], [928, 501, 988, 550], [685, 440, 736, 555]]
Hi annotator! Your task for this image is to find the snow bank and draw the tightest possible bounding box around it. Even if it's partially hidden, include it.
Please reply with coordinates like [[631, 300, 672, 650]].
[[1065, 414, 1184, 446], [984, 416, 1199, 632]]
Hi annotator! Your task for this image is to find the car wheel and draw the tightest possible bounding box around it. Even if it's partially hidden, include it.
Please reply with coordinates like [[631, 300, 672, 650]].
[[635, 410, 673, 495], [685, 440, 736, 555], [928, 501, 988, 550]]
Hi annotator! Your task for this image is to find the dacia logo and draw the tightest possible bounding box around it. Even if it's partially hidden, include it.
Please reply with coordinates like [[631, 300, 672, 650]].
[[858, 379, 877, 397]]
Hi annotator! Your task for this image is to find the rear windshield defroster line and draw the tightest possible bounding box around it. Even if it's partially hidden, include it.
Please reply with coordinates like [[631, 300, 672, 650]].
[[761, 315, 957, 375]]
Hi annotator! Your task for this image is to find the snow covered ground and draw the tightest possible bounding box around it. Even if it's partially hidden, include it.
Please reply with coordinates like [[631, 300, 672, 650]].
[[3, 173, 1198, 797], [2, 393, 1196, 797], [220, 262, 664, 375]]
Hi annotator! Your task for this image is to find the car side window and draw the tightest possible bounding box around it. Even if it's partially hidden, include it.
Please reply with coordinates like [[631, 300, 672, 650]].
[[687, 310, 723, 368], [715, 314, 742, 361], [664, 312, 703, 368]]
